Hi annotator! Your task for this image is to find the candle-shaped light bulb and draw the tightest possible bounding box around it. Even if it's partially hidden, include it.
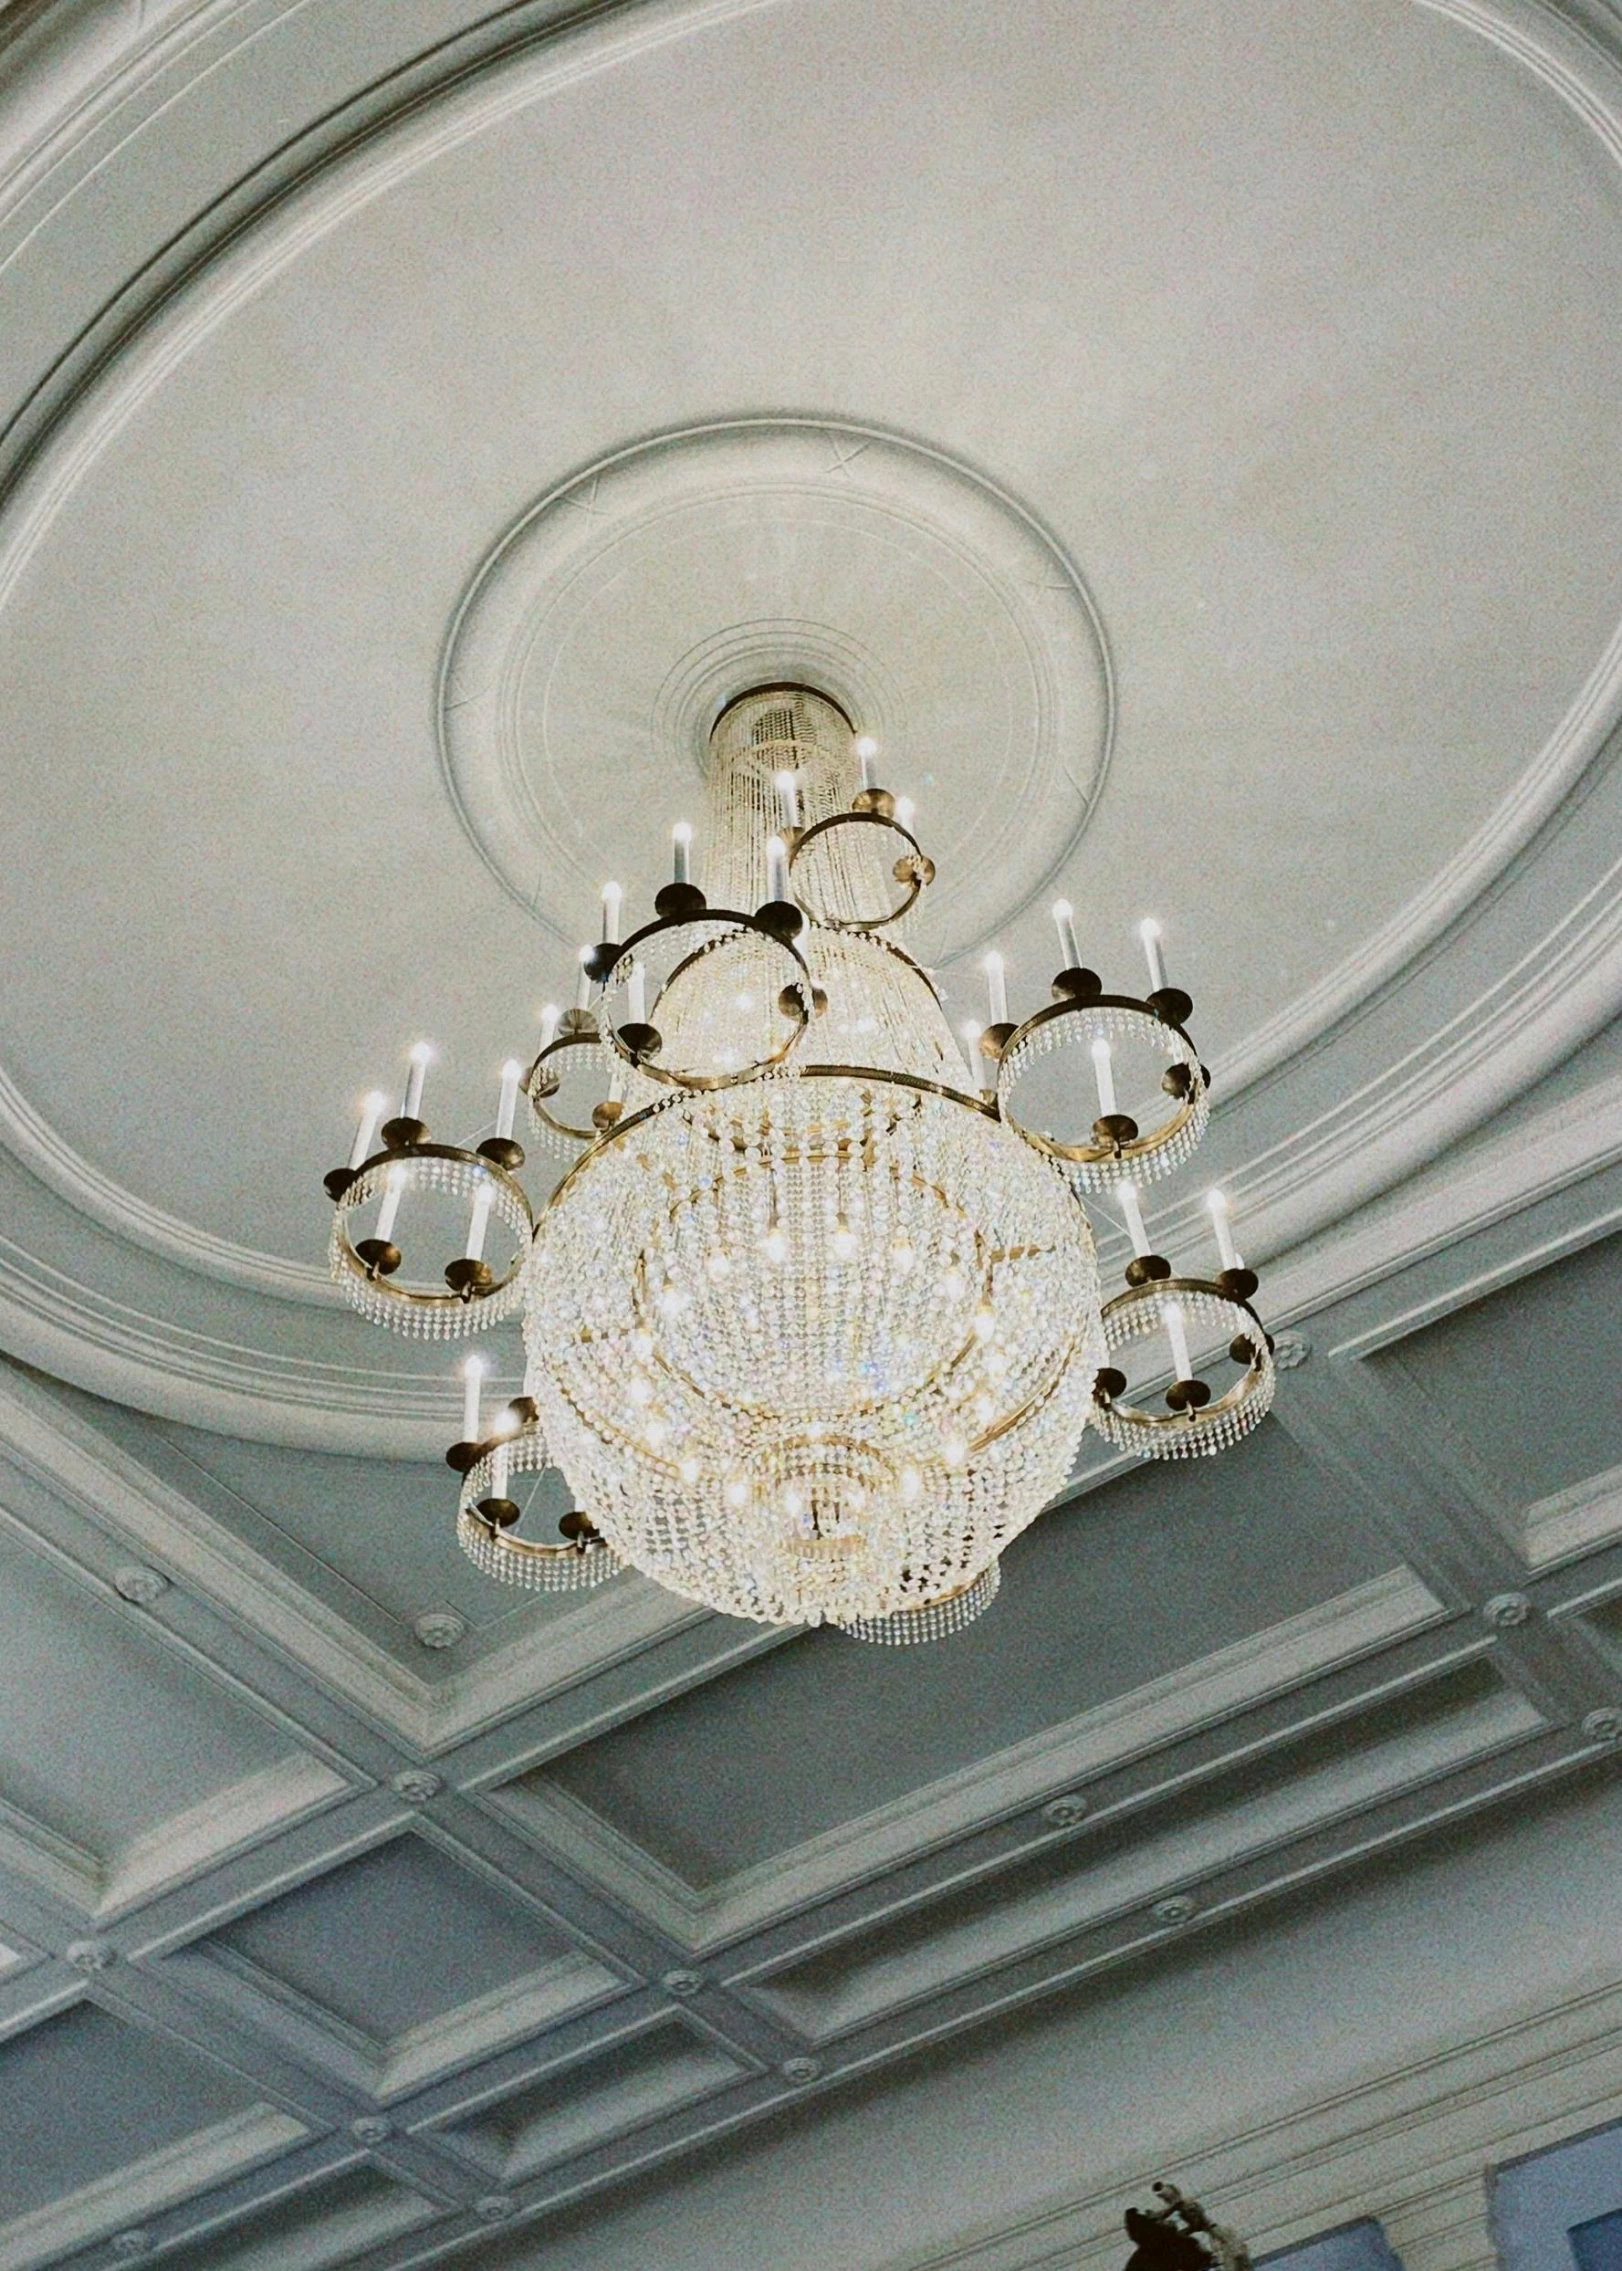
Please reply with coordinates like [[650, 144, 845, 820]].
[[765, 833, 789, 903], [539, 1003, 561, 1050], [347, 1090, 387, 1171], [983, 951, 1009, 1027], [608, 1058, 625, 1105], [1164, 1299, 1193, 1383], [672, 821, 693, 886], [1052, 899, 1081, 972], [960, 1019, 984, 1085], [492, 1437, 511, 1499], [1139, 917, 1167, 994], [855, 733, 879, 792], [774, 769, 800, 830], [461, 1353, 486, 1442], [627, 958, 646, 1026], [1118, 1181, 1150, 1258], [896, 796, 916, 834], [376, 1162, 407, 1244], [600, 880, 623, 944], [1090, 1035, 1117, 1116], [464, 1180, 493, 1263], [495, 1059, 522, 1141], [402, 1042, 432, 1122], [575, 945, 593, 1013], [1206, 1189, 1242, 1272]]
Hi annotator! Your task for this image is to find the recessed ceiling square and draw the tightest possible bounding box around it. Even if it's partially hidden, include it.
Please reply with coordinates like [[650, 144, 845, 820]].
[[526, 1422, 1396, 1889]]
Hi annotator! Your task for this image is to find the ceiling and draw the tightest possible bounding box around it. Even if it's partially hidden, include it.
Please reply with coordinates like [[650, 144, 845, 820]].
[[0, 0, 1620, 2264]]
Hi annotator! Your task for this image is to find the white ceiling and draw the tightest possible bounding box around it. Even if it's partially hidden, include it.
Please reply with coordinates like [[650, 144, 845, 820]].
[[0, 0, 1621, 2264]]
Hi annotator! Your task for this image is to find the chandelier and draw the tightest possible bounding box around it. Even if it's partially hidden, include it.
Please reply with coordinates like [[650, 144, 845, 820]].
[[324, 688, 1275, 1644]]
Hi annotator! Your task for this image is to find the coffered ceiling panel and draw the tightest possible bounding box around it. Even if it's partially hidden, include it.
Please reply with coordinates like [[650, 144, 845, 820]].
[[0, 2001, 302, 2263], [0, 1508, 298, 1877], [1370, 1230, 1622, 1516], [139, 2166, 441, 2271], [528, 1423, 1397, 1889], [432, 2017, 749, 2183], [744, 1656, 1543, 2041], [63, 1391, 574, 1663]]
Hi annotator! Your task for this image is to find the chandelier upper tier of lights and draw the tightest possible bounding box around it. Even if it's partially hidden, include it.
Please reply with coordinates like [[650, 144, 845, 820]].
[[324, 687, 1276, 1644]]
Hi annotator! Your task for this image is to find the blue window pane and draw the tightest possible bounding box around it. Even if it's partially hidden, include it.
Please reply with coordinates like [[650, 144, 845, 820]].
[[1572, 2209, 1622, 2271]]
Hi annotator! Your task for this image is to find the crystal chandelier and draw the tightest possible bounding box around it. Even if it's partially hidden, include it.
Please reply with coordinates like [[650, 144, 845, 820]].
[[325, 688, 1275, 1644]]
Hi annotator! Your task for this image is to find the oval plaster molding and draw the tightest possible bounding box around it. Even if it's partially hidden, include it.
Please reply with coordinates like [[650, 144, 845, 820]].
[[0, 0, 1618, 1416], [438, 417, 1114, 963]]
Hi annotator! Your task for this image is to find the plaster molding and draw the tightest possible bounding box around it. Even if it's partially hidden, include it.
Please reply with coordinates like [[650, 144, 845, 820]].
[[1260, 1070, 1622, 1353], [1521, 1464, 1622, 1572], [0, 1059, 336, 1303], [891, 1970, 1622, 2271], [0, 0, 1616, 1438], [0, 1362, 705, 1753], [437, 417, 1113, 956], [180, 1938, 620, 2103], [0, 2104, 308, 2271], [97, 1753, 352, 1922], [496, 1569, 1445, 1951]]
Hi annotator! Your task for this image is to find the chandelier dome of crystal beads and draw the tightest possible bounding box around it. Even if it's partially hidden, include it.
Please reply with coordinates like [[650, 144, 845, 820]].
[[326, 684, 1277, 1644]]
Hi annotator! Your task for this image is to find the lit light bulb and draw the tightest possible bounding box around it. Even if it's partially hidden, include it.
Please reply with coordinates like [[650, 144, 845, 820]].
[[347, 1090, 388, 1171], [628, 1374, 654, 1407], [631, 1328, 655, 1360], [705, 1252, 732, 1281], [402, 1042, 432, 1122], [900, 1465, 922, 1501], [896, 795, 916, 833], [538, 1003, 561, 1050], [1139, 917, 1167, 993], [724, 1478, 749, 1509], [671, 820, 694, 886], [679, 1455, 701, 1485], [646, 1417, 670, 1449], [762, 1220, 788, 1265], [891, 1234, 915, 1275], [943, 1436, 968, 1468], [972, 1305, 997, 1342], [943, 1268, 967, 1300], [855, 732, 879, 791], [460, 1353, 486, 1441], [831, 1216, 858, 1260], [490, 1401, 522, 1439]]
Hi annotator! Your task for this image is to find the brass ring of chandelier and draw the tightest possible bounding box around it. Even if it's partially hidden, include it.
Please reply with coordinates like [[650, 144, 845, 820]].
[[599, 907, 815, 1092], [325, 1140, 534, 1339], [993, 993, 1210, 1190], [1090, 1276, 1275, 1460], [837, 1559, 1002, 1645], [525, 1015, 620, 1151], [785, 797, 936, 932], [545, 1061, 1001, 1215], [455, 1422, 623, 1591]]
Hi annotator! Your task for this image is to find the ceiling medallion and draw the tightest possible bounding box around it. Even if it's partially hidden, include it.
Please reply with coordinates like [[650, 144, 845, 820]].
[[324, 689, 1274, 1643]]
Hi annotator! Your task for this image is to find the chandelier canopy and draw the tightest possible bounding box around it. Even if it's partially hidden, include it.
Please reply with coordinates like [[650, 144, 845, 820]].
[[326, 687, 1275, 1643]]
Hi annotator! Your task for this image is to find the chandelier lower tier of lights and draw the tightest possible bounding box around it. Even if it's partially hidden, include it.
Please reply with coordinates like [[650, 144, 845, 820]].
[[324, 688, 1276, 1644]]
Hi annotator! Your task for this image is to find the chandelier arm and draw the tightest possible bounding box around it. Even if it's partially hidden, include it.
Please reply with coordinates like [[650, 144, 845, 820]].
[[1091, 1275, 1275, 1459], [600, 907, 815, 1092], [995, 992, 1210, 1185], [327, 1143, 533, 1338], [786, 807, 936, 931]]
